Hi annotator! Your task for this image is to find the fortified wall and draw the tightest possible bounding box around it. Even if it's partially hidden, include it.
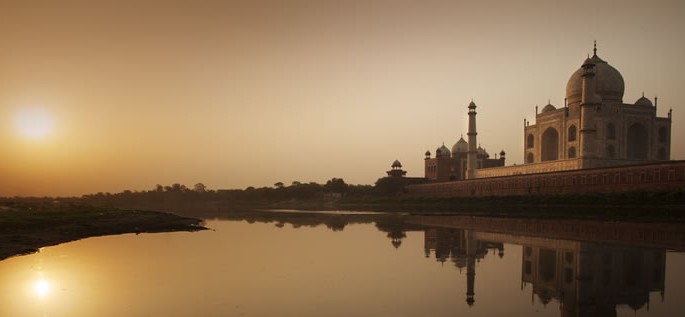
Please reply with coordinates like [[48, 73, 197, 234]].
[[406, 160, 685, 197]]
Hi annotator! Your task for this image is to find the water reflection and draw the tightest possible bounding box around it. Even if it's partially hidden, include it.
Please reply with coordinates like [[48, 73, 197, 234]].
[[221, 211, 680, 316], [0, 210, 683, 317], [420, 227, 665, 316]]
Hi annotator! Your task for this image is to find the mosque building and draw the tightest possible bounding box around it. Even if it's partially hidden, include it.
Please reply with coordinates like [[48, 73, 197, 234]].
[[423, 101, 506, 182], [421, 43, 673, 183]]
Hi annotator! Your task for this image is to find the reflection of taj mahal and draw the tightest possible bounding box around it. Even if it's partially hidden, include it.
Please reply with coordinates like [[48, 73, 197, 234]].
[[420, 227, 666, 316], [422, 43, 673, 182], [522, 242, 665, 317]]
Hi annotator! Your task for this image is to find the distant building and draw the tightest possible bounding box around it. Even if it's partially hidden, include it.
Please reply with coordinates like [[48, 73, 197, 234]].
[[383, 160, 427, 188], [386, 160, 407, 178]]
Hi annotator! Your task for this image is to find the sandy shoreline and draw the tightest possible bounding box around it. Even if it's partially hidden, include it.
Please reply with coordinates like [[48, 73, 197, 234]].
[[0, 208, 206, 261]]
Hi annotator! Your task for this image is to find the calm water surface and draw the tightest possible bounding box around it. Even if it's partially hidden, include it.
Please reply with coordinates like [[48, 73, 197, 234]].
[[1, 211, 684, 317]]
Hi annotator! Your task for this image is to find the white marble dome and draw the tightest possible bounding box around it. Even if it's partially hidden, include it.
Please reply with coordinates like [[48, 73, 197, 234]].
[[566, 54, 624, 106]]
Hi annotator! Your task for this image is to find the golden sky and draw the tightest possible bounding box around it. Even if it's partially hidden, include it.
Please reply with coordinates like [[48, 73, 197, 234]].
[[1, 0, 684, 196]]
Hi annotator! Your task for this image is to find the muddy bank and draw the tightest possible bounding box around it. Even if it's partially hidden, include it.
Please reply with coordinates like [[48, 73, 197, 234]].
[[0, 208, 206, 261]]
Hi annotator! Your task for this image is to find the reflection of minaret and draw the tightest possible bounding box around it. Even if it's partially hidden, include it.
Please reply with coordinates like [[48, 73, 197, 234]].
[[423, 228, 504, 307], [465, 230, 476, 306]]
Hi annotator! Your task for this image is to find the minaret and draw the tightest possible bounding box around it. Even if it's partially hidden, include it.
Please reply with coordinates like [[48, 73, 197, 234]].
[[466, 100, 478, 179], [579, 47, 601, 166]]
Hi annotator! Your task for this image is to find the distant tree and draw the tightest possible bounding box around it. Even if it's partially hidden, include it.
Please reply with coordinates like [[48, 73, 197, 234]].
[[283, 182, 322, 200], [274, 182, 284, 189], [374, 177, 405, 196], [193, 183, 207, 192], [155, 184, 164, 192], [170, 183, 188, 192], [324, 178, 348, 195], [346, 184, 374, 197]]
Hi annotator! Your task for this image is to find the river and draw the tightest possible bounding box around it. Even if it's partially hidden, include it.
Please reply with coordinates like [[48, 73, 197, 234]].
[[1, 210, 684, 317]]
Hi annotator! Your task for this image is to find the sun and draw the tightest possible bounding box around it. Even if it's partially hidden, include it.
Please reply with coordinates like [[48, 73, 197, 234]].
[[13, 108, 55, 140]]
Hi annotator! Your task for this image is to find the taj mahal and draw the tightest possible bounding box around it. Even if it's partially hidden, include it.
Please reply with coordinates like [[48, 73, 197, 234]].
[[420, 43, 673, 183]]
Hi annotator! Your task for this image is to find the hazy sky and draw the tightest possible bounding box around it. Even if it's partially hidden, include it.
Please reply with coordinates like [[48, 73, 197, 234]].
[[1, 0, 684, 196]]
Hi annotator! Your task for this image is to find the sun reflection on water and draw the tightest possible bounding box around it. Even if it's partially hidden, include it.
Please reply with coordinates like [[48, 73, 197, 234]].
[[32, 277, 51, 298]]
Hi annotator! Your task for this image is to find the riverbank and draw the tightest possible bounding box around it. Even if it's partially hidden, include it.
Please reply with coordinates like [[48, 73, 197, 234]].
[[0, 205, 206, 261], [287, 189, 685, 221]]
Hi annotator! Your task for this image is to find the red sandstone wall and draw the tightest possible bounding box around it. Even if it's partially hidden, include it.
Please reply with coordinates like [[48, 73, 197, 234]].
[[407, 161, 685, 197]]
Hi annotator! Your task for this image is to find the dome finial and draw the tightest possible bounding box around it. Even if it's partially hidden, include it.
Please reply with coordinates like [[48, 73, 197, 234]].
[[593, 40, 597, 56]]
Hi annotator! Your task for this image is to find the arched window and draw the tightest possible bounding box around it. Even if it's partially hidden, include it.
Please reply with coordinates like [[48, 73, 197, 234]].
[[526, 153, 534, 164], [541, 127, 559, 161], [568, 146, 576, 158], [606, 123, 616, 140], [568, 125, 577, 142], [606, 144, 615, 158], [527, 134, 534, 148], [658, 127, 668, 143], [627, 123, 648, 159]]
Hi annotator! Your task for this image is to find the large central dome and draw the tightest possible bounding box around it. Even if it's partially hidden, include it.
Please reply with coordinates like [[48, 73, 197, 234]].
[[565, 54, 624, 107]]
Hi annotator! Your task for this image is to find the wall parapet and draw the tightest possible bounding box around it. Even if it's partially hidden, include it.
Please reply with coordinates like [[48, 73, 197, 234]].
[[473, 159, 582, 178], [407, 160, 685, 198]]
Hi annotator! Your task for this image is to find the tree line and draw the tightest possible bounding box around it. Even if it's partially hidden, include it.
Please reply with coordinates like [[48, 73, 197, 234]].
[[79, 176, 408, 207]]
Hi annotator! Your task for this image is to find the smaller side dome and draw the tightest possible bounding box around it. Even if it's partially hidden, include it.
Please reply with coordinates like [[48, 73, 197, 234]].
[[452, 137, 468, 154], [477, 146, 488, 157], [541, 103, 557, 113], [436, 144, 451, 158], [391, 160, 402, 168], [499, 150, 506, 156], [635, 95, 653, 107]]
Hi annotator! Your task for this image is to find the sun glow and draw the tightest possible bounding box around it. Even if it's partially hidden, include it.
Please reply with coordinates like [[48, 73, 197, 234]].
[[14, 108, 55, 140], [33, 278, 51, 298]]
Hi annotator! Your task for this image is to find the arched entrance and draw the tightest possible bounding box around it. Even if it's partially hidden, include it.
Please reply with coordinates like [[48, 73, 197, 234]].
[[541, 128, 559, 161], [527, 134, 534, 148], [627, 123, 648, 159]]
